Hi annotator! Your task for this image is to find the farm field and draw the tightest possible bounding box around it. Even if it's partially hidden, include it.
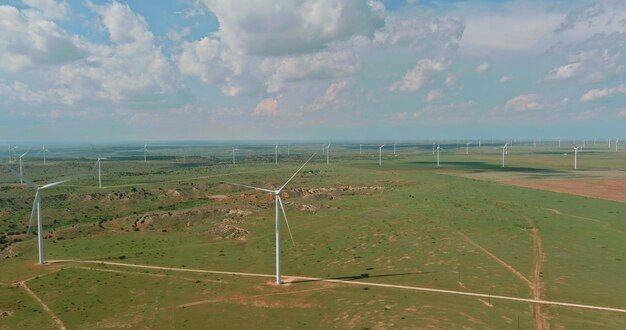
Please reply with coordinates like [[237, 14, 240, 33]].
[[1, 142, 625, 329]]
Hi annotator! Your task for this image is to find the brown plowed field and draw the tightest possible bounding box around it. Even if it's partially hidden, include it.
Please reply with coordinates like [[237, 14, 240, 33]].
[[506, 179, 626, 203]]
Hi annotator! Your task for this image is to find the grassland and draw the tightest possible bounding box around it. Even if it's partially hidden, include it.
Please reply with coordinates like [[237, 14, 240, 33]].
[[1, 141, 625, 329]]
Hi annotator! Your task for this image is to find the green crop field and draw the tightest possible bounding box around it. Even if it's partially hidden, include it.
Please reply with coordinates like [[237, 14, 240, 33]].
[[1, 142, 625, 329]]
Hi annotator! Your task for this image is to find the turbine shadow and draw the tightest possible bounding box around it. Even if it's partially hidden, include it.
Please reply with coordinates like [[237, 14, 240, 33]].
[[289, 271, 435, 284]]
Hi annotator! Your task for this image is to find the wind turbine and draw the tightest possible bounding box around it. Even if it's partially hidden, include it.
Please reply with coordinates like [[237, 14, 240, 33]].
[[501, 143, 509, 168], [436, 144, 442, 167], [465, 142, 470, 155], [225, 153, 316, 285], [616, 138, 619, 152], [232, 148, 239, 164], [378, 144, 385, 166], [39, 146, 49, 165], [393, 143, 396, 155], [478, 140, 481, 148], [18, 151, 29, 184], [432, 143, 435, 155], [9, 146, 17, 163], [573, 145, 580, 169], [359, 144, 362, 155], [142, 143, 149, 163], [325, 144, 331, 165], [92, 157, 107, 188], [7, 167, 68, 264]]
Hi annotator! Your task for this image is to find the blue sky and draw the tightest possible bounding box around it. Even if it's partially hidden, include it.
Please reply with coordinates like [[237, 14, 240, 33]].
[[1, 0, 625, 142]]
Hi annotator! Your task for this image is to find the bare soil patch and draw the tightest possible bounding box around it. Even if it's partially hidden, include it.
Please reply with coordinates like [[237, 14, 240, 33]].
[[506, 179, 626, 203]]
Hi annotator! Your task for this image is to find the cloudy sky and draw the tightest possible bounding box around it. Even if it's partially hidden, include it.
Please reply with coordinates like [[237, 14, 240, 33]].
[[1, 0, 626, 142]]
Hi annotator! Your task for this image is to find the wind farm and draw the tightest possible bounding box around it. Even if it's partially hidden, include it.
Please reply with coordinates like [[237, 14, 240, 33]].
[[0, 140, 625, 329], [2, 0, 626, 328]]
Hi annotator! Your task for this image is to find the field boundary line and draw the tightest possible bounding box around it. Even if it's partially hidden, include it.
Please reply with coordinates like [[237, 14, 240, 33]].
[[18, 281, 67, 330], [47, 259, 626, 314], [452, 230, 533, 287]]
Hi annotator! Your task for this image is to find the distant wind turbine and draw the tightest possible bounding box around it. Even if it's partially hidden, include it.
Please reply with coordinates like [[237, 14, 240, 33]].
[[393, 143, 396, 155], [465, 142, 470, 155], [18, 151, 29, 184], [91, 157, 107, 188], [436, 144, 442, 167], [325, 144, 331, 165], [573, 145, 580, 169], [359, 144, 362, 155], [232, 148, 239, 164], [501, 143, 509, 168], [7, 167, 68, 264], [378, 144, 385, 166], [616, 138, 619, 152], [38, 146, 49, 165], [225, 153, 316, 285], [143, 143, 149, 163]]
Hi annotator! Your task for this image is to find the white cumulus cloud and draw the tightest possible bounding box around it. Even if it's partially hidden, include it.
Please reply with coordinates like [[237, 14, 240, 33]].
[[474, 61, 490, 73], [388, 58, 448, 92], [505, 94, 543, 112], [580, 84, 626, 102]]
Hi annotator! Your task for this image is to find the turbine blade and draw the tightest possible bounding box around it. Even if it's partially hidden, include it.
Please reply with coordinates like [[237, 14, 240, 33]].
[[5, 166, 37, 188], [223, 182, 275, 193], [39, 179, 69, 190], [278, 152, 317, 192], [277, 196, 295, 247], [27, 191, 39, 234]]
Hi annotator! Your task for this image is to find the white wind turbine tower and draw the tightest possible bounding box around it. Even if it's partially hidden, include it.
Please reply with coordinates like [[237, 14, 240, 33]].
[[143, 143, 149, 163], [359, 144, 362, 155], [93, 157, 107, 188], [232, 148, 239, 164], [9, 146, 17, 163], [325, 144, 331, 165], [501, 143, 509, 168], [7, 168, 68, 264], [18, 151, 29, 184], [7, 147, 11, 163], [436, 144, 442, 166], [39, 146, 49, 165], [573, 145, 581, 169], [225, 153, 316, 285], [393, 143, 396, 155], [432, 143, 435, 155], [616, 138, 619, 152], [465, 142, 470, 155], [378, 144, 385, 166], [478, 140, 481, 148]]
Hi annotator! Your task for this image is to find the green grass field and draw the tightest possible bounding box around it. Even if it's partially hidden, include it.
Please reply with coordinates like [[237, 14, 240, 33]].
[[1, 142, 625, 329]]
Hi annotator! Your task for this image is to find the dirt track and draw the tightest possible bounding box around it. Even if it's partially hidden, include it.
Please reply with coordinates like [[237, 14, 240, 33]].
[[18, 281, 67, 330], [506, 179, 626, 204], [46, 259, 626, 314]]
